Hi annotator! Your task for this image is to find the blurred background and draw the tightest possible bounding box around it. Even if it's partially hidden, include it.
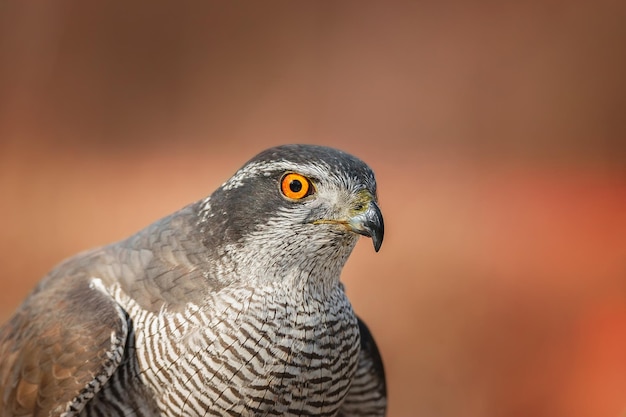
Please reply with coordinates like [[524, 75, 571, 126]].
[[1, 1, 625, 416]]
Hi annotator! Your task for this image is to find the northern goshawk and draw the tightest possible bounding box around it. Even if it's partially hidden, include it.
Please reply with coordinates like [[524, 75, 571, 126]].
[[0, 144, 387, 416]]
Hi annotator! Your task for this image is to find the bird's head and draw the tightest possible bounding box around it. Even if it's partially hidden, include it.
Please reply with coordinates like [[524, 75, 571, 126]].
[[198, 144, 383, 287]]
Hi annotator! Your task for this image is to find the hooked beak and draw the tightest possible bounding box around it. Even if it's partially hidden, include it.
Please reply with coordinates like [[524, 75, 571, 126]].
[[348, 200, 384, 252]]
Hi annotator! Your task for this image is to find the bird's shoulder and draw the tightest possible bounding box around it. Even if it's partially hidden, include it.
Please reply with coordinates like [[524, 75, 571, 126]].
[[0, 203, 206, 416]]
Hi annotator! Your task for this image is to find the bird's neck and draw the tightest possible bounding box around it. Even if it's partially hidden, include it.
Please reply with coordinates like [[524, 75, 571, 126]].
[[215, 239, 356, 297]]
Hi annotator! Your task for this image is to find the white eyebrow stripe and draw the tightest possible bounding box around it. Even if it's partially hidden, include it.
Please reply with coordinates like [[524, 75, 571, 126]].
[[221, 160, 331, 191]]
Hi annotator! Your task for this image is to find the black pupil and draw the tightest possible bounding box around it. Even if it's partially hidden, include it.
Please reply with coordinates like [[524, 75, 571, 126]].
[[289, 179, 303, 193]]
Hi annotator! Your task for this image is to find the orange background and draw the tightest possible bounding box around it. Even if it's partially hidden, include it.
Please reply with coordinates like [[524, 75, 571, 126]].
[[1, 2, 625, 416]]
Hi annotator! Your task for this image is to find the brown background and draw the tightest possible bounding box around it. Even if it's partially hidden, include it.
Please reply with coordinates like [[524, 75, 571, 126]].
[[1, 2, 625, 416]]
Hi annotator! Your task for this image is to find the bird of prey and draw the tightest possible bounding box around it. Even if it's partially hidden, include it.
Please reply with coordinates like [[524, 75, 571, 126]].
[[0, 144, 387, 417]]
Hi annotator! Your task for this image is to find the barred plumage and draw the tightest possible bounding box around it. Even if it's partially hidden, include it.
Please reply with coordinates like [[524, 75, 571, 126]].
[[0, 145, 387, 416]]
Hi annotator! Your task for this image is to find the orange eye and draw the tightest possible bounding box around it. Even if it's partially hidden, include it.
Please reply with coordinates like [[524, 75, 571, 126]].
[[281, 173, 313, 200]]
